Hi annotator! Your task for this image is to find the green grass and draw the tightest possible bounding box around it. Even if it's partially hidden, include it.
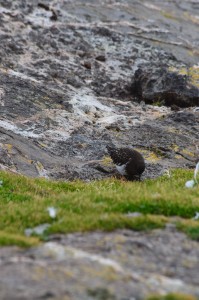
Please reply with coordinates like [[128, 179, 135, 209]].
[[146, 292, 198, 300], [0, 168, 199, 246]]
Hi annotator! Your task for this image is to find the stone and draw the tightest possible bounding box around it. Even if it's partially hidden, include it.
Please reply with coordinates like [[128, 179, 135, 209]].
[[0, 0, 198, 182], [131, 67, 199, 107], [0, 229, 199, 299]]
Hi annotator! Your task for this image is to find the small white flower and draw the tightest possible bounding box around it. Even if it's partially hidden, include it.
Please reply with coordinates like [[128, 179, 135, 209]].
[[0, 180, 3, 187], [47, 207, 57, 218], [185, 180, 195, 188], [163, 169, 171, 178], [193, 212, 199, 220], [126, 212, 142, 218]]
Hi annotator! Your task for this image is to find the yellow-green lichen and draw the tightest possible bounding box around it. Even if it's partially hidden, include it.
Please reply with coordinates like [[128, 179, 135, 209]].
[[161, 11, 178, 21], [174, 155, 182, 159], [188, 66, 199, 88], [182, 149, 195, 157], [171, 144, 179, 152], [135, 148, 161, 162], [4, 143, 13, 153], [168, 66, 199, 88]]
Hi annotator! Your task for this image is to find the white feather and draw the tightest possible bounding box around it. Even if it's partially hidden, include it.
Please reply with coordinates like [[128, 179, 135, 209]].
[[116, 164, 127, 175], [47, 207, 57, 218]]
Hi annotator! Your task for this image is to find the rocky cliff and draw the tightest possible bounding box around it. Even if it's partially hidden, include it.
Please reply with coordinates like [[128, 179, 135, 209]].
[[0, 0, 199, 181]]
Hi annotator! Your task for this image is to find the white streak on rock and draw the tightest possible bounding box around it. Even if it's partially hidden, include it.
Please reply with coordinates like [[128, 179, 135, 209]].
[[0, 120, 40, 138], [43, 242, 124, 273], [70, 88, 112, 114], [0, 88, 5, 106]]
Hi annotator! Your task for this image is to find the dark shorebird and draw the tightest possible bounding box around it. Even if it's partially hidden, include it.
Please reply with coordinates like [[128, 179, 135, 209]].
[[106, 145, 145, 180]]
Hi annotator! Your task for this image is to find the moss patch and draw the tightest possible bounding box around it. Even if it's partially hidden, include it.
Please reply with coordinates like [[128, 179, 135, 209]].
[[0, 231, 39, 247], [146, 292, 197, 300]]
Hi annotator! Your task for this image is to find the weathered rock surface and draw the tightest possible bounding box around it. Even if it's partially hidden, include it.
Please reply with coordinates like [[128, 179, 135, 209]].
[[0, 0, 199, 180], [0, 1, 199, 299], [131, 67, 199, 107], [0, 228, 199, 299]]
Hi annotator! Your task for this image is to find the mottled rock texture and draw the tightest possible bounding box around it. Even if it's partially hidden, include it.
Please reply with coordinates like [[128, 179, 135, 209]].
[[131, 67, 199, 107], [0, 0, 199, 180], [0, 228, 199, 299]]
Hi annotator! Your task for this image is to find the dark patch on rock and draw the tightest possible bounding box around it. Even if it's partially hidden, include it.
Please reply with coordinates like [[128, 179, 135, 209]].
[[92, 27, 117, 39], [95, 55, 106, 62], [92, 70, 131, 99], [0, 73, 69, 119], [38, 3, 51, 11], [170, 104, 181, 111], [83, 61, 92, 69], [168, 112, 196, 125], [87, 287, 116, 300], [131, 67, 199, 107], [62, 101, 74, 113], [0, 146, 12, 166]]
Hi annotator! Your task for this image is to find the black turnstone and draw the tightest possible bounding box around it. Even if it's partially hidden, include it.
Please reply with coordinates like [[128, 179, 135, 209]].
[[106, 145, 145, 180]]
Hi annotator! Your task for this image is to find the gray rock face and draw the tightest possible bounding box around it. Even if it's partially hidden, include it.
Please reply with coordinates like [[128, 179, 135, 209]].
[[0, 0, 199, 180], [0, 228, 199, 299], [131, 67, 199, 107]]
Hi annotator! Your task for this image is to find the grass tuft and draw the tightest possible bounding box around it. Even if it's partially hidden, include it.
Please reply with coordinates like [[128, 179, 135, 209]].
[[0, 231, 39, 247], [146, 293, 197, 300], [0, 168, 199, 246]]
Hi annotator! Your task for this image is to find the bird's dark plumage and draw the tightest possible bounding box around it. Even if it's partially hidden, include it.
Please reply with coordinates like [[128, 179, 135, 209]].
[[106, 145, 145, 180]]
